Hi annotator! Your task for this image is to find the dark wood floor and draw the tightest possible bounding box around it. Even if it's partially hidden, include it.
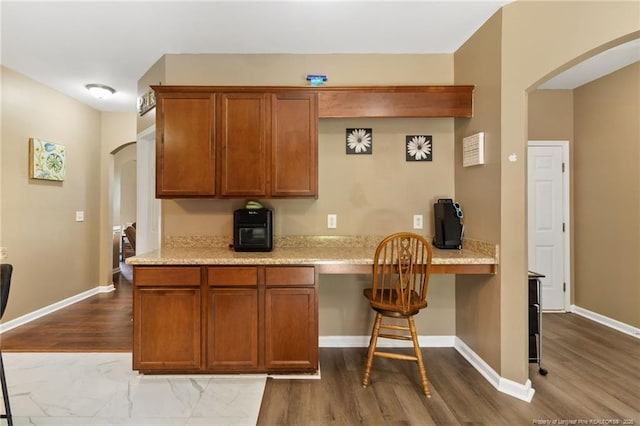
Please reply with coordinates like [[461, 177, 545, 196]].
[[258, 314, 640, 425], [0, 264, 133, 352], [1, 269, 638, 424]]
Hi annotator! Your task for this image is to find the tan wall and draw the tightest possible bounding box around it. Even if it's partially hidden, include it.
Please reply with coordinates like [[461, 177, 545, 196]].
[[528, 89, 575, 303], [143, 53, 457, 336], [137, 56, 165, 133], [573, 63, 640, 328], [113, 143, 137, 227], [454, 10, 503, 372], [99, 113, 137, 286], [0, 66, 102, 321], [528, 90, 574, 141], [164, 53, 453, 86], [454, 0, 639, 385], [498, 0, 638, 383]]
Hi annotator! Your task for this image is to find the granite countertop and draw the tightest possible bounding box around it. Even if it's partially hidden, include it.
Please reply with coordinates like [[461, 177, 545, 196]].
[[126, 235, 498, 266]]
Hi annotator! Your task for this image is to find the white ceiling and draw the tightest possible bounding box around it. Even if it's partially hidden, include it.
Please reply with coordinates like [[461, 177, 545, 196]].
[[539, 38, 640, 90], [1, 1, 637, 113]]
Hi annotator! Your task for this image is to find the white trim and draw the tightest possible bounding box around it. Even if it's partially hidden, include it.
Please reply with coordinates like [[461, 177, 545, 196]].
[[528, 140, 571, 311], [136, 125, 161, 255], [136, 124, 155, 140], [570, 305, 640, 339], [319, 335, 455, 348], [269, 363, 322, 380], [320, 335, 535, 402], [0, 285, 115, 333], [455, 338, 535, 402]]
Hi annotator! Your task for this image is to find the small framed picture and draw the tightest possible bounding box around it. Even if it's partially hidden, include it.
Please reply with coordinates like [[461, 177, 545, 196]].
[[406, 135, 432, 161], [29, 138, 66, 181], [346, 128, 372, 155]]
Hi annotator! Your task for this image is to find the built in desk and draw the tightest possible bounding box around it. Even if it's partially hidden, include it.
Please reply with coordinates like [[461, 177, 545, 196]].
[[126, 237, 497, 374], [127, 239, 497, 273]]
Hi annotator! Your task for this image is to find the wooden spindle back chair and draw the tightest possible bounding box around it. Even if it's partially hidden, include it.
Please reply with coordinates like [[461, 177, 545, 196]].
[[362, 232, 433, 396]]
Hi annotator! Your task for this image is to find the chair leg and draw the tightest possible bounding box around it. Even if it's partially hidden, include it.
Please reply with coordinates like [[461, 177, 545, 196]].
[[362, 312, 383, 388], [0, 350, 13, 426], [407, 316, 430, 397]]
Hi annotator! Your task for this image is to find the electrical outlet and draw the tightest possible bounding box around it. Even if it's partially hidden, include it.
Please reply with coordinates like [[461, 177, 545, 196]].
[[327, 214, 337, 229], [413, 214, 423, 229], [75, 211, 85, 222]]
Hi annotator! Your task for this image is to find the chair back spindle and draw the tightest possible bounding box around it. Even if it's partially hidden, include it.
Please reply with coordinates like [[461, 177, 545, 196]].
[[369, 233, 432, 316]]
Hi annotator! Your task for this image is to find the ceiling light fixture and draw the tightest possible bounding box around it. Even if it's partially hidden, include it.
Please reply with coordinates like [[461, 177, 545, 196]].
[[85, 83, 116, 99]]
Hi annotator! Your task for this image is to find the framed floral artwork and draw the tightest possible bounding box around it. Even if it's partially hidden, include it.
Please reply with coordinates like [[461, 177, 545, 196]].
[[29, 138, 66, 181], [406, 135, 432, 162], [346, 128, 372, 154]]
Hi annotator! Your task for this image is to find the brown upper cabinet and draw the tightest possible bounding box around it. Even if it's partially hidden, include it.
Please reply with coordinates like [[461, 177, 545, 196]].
[[152, 85, 473, 199], [155, 91, 216, 197], [270, 93, 318, 198], [218, 93, 270, 197]]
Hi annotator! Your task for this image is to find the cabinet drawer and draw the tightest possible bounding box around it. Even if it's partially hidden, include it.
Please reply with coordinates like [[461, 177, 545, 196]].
[[208, 267, 258, 287], [135, 267, 201, 287], [265, 266, 315, 287]]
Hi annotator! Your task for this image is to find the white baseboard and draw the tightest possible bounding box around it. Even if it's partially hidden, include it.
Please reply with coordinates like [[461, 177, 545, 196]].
[[454, 337, 535, 402], [570, 305, 640, 339], [0, 284, 115, 334], [319, 335, 455, 348], [319, 335, 534, 402]]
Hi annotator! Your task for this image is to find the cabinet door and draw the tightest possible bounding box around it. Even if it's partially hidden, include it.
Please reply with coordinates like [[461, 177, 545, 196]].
[[207, 288, 259, 370], [133, 288, 201, 371], [219, 93, 269, 197], [265, 287, 317, 371], [156, 92, 215, 197], [271, 93, 318, 198]]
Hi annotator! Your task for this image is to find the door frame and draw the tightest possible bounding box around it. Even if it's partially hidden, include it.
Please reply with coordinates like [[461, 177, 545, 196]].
[[527, 140, 571, 311], [137, 125, 161, 255]]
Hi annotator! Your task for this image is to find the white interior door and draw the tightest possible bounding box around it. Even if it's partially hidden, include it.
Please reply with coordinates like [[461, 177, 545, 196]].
[[136, 126, 161, 254], [528, 142, 569, 311]]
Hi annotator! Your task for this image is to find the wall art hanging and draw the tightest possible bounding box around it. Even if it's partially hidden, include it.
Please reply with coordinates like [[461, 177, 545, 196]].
[[137, 89, 156, 116], [29, 138, 66, 181], [346, 128, 372, 155], [406, 135, 432, 162]]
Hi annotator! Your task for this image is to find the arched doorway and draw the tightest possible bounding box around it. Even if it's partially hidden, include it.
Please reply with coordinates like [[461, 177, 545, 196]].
[[111, 142, 136, 280]]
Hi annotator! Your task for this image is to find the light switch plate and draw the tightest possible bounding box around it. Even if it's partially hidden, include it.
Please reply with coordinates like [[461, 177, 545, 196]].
[[75, 211, 85, 222], [327, 214, 337, 229]]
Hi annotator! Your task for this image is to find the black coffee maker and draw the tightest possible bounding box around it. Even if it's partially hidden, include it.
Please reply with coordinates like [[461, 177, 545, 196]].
[[433, 198, 464, 250]]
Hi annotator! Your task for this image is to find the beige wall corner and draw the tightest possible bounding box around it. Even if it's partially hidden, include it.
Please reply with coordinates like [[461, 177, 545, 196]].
[[528, 89, 575, 304], [137, 55, 166, 132], [454, 9, 503, 375], [1, 66, 102, 321], [528, 90, 574, 142], [454, 0, 639, 388], [99, 112, 137, 286], [573, 63, 640, 328], [499, 0, 639, 384]]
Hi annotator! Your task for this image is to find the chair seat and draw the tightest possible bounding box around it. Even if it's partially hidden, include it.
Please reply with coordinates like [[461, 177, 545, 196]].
[[363, 288, 428, 317]]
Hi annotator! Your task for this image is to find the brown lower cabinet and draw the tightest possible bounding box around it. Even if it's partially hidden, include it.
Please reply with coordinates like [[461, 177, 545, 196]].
[[265, 287, 317, 371], [133, 265, 318, 374], [133, 267, 202, 371]]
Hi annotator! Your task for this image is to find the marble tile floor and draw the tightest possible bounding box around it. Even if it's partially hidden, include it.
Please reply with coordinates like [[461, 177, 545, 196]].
[[0, 352, 266, 425]]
